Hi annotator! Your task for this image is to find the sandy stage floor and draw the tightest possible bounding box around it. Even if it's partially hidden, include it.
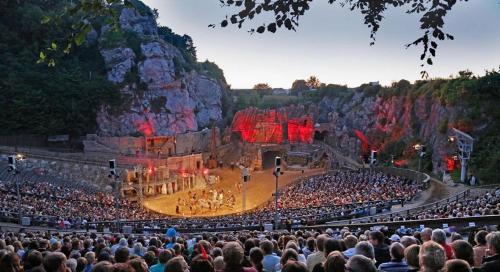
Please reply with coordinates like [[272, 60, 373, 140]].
[[143, 167, 325, 217]]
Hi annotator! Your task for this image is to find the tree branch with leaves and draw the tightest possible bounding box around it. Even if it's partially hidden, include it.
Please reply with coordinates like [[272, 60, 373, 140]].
[[211, 0, 467, 78]]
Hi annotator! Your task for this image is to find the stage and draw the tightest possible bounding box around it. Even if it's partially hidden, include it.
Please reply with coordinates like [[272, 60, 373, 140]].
[[142, 167, 325, 217]]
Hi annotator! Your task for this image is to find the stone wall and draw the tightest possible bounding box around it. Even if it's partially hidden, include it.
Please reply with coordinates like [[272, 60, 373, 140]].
[[84, 128, 220, 157], [17, 157, 113, 188]]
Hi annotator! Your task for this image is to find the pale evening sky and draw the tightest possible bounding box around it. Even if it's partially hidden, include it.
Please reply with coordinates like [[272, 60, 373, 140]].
[[143, 0, 500, 88]]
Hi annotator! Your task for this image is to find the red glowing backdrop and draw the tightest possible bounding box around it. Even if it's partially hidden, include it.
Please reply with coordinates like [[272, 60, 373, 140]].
[[231, 108, 313, 144], [354, 129, 370, 154], [287, 117, 313, 144]]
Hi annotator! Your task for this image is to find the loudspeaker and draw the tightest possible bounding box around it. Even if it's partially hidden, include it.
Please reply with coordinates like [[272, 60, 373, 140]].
[[21, 217, 31, 226], [123, 225, 133, 234]]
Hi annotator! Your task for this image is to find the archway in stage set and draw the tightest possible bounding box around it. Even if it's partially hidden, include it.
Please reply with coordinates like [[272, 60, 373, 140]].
[[314, 130, 329, 141], [262, 151, 282, 170]]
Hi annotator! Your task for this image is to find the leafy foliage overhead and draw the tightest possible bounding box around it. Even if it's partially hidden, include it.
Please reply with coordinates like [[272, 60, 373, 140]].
[[213, 0, 466, 77], [0, 0, 120, 136]]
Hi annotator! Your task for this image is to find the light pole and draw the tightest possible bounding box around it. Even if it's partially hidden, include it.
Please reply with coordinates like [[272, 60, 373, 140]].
[[413, 144, 425, 173], [108, 159, 121, 231], [273, 157, 283, 230], [241, 166, 249, 211], [450, 128, 474, 183], [273, 171, 279, 229], [7, 154, 26, 225]]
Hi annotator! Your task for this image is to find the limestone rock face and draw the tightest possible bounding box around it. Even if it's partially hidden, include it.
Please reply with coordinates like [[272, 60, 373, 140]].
[[138, 42, 177, 87], [188, 74, 223, 128], [97, 5, 225, 136], [100, 47, 136, 83], [119, 7, 158, 37], [318, 91, 460, 173]]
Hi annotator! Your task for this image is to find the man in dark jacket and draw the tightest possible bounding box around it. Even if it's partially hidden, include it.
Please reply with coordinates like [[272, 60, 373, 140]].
[[369, 230, 391, 267], [481, 231, 500, 272]]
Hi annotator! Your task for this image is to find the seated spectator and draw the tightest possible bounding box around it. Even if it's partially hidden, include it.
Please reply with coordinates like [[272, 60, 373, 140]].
[[419, 241, 446, 272], [0, 251, 23, 272], [149, 250, 172, 272], [432, 229, 453, 260], [472, 230, 488, 267], [354, 241, 375, 260], [165, 256, 189, 272], [302, 238, 316, 259], [91, 261, 114, 272], [378, 242, 408, 272], [222, 242, 257, 272], [404, 244, 420, 272], [191, 254, 215, 272], [214, 256, 225, 271], [23, 250, 43, 271], [443, 259, 472, 272], [128, 258, 148, 272], [249, 247, 264, 272], [369, 230, 390, 266], [323, 251, 346, 272], [261, 240, 280, 272], [307, 235, 327, 272], [451, 240, 478, 271], [346, 255, 377, 272], [481, 231, 500, 272], [43, 252, 67, 272], [281, 261, 308, 272], [114, 247, 130, 263], [400, 236, 418, 248], [278, 248, 299, 272], [84, 252, 95, 272], [342, 235, 358, 259]]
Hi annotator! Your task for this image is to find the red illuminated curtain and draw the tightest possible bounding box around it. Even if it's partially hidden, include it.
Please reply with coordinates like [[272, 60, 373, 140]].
[[287, 117, 313, 144]]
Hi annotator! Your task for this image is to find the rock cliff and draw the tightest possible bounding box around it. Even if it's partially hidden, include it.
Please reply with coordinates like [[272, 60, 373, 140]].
[[314, 77, 499, 178], [97, 4, 224, 136]]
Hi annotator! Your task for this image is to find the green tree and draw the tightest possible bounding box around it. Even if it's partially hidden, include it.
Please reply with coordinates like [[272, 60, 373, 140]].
[[253, 83, 272, 90], [0, 0, 120, 136], [291, 79, 308, 95], [306, 76, 321, 89]]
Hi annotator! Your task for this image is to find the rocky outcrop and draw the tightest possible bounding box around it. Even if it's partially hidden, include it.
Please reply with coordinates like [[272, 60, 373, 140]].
[[119, 7, 157, 37], [101, 47, 136, 83], [318, 90, 460, 173], [97, 4, 224, 136]]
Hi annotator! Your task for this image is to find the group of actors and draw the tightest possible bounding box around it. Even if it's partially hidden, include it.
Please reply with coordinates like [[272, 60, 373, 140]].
[[175, 187, 237, 215]]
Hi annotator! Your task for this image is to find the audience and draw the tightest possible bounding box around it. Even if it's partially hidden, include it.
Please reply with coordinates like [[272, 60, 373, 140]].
[[0, 228, 497, 272]]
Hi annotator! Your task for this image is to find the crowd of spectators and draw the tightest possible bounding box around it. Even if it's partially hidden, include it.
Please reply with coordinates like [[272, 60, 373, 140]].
[[0, 179, 155, 227], [0, 170, 420, 230], [0, 226, 499, 272], [270, 171, 419, 209], [363, 189, 500, 224]]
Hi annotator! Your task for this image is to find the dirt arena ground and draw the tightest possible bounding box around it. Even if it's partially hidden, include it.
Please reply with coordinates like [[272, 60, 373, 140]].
[[143, 167, 325, 217]]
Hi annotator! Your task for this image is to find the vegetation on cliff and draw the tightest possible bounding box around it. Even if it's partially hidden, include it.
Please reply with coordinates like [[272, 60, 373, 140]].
[[0, 0, 228, 137], [0, 0, 120, 136]]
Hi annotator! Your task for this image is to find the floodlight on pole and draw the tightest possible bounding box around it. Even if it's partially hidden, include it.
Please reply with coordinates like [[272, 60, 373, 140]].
[[451, 128, 474, 183]]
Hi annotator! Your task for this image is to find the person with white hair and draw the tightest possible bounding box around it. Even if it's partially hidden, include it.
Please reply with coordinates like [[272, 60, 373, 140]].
[[346, 255, 377, 272], [131, 242, 144, 257], [481, 231, 500, 272], [419, 241, 446, 272], [111, 238, 128, 255], [432, 229, 453, 260], [66, 258, 77, 272], [354, 241, 375, 260], [421, 228, 433, 242]]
